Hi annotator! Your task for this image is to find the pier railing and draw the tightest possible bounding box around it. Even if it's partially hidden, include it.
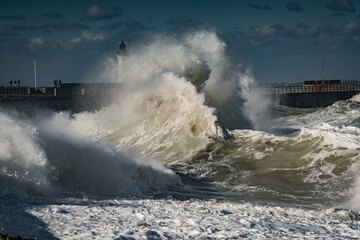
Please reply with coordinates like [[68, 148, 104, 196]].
[[254, 80, 360, 95], [0, 86, 29, 96]]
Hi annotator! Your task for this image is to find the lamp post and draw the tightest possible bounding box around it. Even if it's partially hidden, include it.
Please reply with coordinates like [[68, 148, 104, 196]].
[[34, 54, 37, 93], [322, 56, 324, 84]]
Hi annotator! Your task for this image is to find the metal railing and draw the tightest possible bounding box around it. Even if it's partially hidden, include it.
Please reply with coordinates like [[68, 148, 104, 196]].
[[0, 87, 29, 96]]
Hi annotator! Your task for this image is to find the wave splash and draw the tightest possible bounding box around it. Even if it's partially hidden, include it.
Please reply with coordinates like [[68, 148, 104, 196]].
[[0, 111, 179, 197], [2, 30, 250, 197], [77, 31, 256, 163], [0, 30, 245, 197]]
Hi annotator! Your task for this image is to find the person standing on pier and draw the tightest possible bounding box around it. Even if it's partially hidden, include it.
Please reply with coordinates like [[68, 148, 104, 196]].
[[10, 80, 12, 87]]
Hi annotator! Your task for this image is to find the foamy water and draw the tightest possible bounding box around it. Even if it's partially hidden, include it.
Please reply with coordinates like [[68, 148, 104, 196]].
[[0, 31, 359, 239]]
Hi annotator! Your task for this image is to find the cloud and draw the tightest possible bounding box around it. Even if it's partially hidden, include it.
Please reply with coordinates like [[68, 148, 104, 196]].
[[81, 31, 107, 41], [286, 2, 303, 12], [70, 31, 107, 44], [331, 12, 346, 16], [271, 23, 285, 31], [297, 22, 310, 29], [0, 31, 21, 42], [344, 21, 360, 36], [36, 12, 64, 19], [0, 31, 30, 53], [248, 3, 261, 10], [123, 18, 149, 33], [326, 0, 356, 13], [29, 37, 45, 48], [167, 17, 196, 27], [346, 21, 358, 30], [0, 15, 26, 20], [225, 21, 360, 55], [4, 26, 34, 31], [5, 22, 91, 31], [166, 17, 207, 31], [248, 3, 272, 10], [84, 5, 123, 20], [99, 21, 122, 30], [263, 4, 272, 10], [41, 30, 53, 36], [42, 22, 90, 30]]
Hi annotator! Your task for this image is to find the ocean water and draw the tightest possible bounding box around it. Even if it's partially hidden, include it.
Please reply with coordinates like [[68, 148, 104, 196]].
[[1, 31, 360, 239]]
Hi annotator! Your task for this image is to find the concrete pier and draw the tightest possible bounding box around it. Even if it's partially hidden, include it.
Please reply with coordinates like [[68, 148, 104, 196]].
[[0, 82, 123, 113], [256, 80, 360, 108], [2, 80, 360, 110], [273, 91, 359, 108]]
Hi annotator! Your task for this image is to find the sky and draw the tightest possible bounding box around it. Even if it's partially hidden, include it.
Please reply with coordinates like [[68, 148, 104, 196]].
[[1, 0, 360, 86]]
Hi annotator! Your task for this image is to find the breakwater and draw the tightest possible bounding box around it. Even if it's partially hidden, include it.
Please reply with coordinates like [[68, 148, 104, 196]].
[[0, 83, 122, 113], [2, 80, 360, 110], [256, 80, 360, 108]]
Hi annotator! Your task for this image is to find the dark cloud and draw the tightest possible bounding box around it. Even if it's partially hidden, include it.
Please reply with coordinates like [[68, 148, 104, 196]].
[[36, 12, 64, 19], [41, 30, 53, 36], [271, 23, 285, 31], [43, 22, 90, 30], [287, 2, 303, 12], [225, 21, 360, 55], [0, 31, 29, 53], [0, 31, 21, 42], [166, 17, 207, 32], [5, 22, 91, 31], [84, 5, 123, 20], [99, 21, 122, 30], [330, 12, 345, 16], [167, 17, 196, 27], [0, 15, 26, 20], [192, 3, 199, 10], [248, 3, 261, 10], [297, 22, 310, 29], [4, 26, 35, 31], [263, 4, 272, 10], [248, 3, 272, 10], [123, 18, 149, 33], [326, 0, 356, 13]]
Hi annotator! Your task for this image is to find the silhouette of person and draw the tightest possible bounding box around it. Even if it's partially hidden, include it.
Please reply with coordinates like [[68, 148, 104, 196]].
[[10, 80, 12, 87]]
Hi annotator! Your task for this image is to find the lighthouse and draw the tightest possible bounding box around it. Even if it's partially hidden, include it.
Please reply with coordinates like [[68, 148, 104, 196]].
[[116, 40, 126, 57]]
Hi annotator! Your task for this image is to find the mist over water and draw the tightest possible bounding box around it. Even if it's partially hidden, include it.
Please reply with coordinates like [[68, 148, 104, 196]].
[[1, 30, 360, 239]]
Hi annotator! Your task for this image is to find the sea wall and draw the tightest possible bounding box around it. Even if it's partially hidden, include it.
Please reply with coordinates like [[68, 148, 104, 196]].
[[272, 91, 359, 108], [0, 83, 123, 113], [0, 95, 107, 113]]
